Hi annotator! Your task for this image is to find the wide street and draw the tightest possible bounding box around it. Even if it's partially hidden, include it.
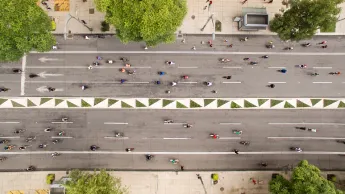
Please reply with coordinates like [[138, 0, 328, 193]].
[[0, 109, 344, 171], [1, 35, 345, 97], [0, 35, 345, 172]]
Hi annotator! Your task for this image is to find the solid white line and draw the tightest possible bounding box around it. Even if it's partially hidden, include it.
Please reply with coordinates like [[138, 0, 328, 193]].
[[26, 81, 150, 84], [222, 67, 242, 69], [222, 82, 242, 84], [219, 137, 241, 140], [268, 123, 345, 125], [177, 67, 198, 69], [104, 122, 128, 125], [51, 136, 73, 139], [30, 51, 345, 56], [51, 122, 74, 124], [313, 81, 333, 83], [0, 122, 20, 124], [20, 55, 27, 96], [178, 82, 198, 84], [104, 137, 129, 139], [2, 151, 345, 155], [27, 66, 151, 69], [163, 138, 192, 140], [0, 136, 20, 139], [268, 137, 345, 140], [219, 123, 242, 125], [268, 82, 286, 84], [268, 67, 286, 69], [313, 67, 332, 69]]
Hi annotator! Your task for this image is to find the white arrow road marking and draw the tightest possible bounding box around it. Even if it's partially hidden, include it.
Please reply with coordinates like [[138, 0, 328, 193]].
[[36, 86, 64, 93], [39, 57, 63, 63], [38, 71, 64, 78]]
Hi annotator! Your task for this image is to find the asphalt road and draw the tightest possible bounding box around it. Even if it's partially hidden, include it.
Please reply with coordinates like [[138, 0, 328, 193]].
[[0, 35, 345, 97], [0, 109, 345, 171]]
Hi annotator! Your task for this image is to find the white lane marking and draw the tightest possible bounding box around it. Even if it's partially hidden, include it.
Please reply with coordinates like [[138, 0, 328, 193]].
[[268, 137, 345, 140], [51, 122, 74, 124], [268, 123, 345, 125], [222, 82, 242, 84], [104, 122, 128, 125], [222, 67, 242, 69], [38, 71, 64, 78], [219, 123, 242, 125], [27, 66, 151, 69], [219, 137, 241, 140], [268, 82, 286, 84], [164, 123, 187, 125], [30, 51, 345, 56], [313, 82, 332, 84], [20, 55, 27, 96], [27, 81, 150, 84], [313, 67, 332, 69], [163, 138, 192, 140], [0, 136, 20, 139], [177, 67, 198, 69], [0, 122, 20, 124], [39, 57, 63, 63], [268, 67, 286, 69], [104, 137, 129, 139], [2, 151, 345, 155], [51, 136, 73, 139], [178, 82, 198, 84]]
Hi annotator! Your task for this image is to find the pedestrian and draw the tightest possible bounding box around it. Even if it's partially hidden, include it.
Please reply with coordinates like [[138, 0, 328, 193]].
[[223, 76, 231, 79], [203, 5, 207, 10], [201, 41, 205, 44], [267, 0, 273, 3], [242, 0, 248, 4], [224, 39, 228, 42], [209, 44, 213, 47], [180, 166, 184, 171], [209, 0, 212, 6], [243, 58, 250, 60], [319, 41, 327, 44], [144, 46, 148, 50], [206, 0, 209, 2], [192, 46, 196, 50], [88, 65, 93, 70], [234, 149, 239, 154], [208, 40, 212, 44], [181, 38, 185, 43], [228, 44, 233, 48]]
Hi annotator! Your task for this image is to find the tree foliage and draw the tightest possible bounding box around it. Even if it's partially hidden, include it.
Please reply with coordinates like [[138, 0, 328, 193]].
[[64, 169, 128, 194], [0, 0, 55, 62], [269, 0, 344, 41], [95, 0, 187, 46], [269, 160, 343, 194]]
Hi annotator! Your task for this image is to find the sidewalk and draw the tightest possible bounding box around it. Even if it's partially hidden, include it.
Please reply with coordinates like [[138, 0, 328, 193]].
[[2, 171, 345, 194], [43, 0, 345, 35], [0, 97, 344, 109]]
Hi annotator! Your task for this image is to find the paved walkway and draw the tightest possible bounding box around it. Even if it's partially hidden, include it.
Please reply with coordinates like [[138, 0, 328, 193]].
[[44, 0, 345, 35], [2, 171, 345, 194], [0, 97, 344, 109]]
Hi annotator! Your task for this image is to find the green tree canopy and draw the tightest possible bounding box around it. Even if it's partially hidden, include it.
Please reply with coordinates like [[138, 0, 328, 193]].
[[64, 169, 128, 194], [0, 0, 55, 62], [269, 0, 344, 41], [95, 0, 187, 46], [269, 160, 343, 194]]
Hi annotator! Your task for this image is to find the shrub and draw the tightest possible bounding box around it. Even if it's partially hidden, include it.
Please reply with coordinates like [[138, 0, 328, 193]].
[[46, 174, 55, 184], [101, 21, 110, 32]]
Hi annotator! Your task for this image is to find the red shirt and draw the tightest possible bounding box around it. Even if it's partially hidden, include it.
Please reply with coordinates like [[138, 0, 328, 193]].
[[209, 1, 213, 4]]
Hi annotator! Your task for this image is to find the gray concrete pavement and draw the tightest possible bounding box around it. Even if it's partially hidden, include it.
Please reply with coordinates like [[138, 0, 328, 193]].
[[0, 109, 345, 170]]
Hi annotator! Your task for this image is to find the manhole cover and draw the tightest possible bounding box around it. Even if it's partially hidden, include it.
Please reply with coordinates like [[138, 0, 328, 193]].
[[220, 187, 224, 191], [191, 15, 195, 20], [89, 8, 94, 14]]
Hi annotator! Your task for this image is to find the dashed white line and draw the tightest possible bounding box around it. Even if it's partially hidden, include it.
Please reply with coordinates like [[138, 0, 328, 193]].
[[313, 82, 332, 84], [313, 67, 332, 69], [219, 123, 242, 125], [51, 122, 74, 124], [104, 137, 129, 139], [104, 122, 128, 125], [27, 66, 151, 69], [178, 82, 198, 84], [51, 136, 74, 139], [219, 137, 241, 140], [163, 138, 192, 140], [0, 136, 20, 139], [0, 122, 20, 124], [268, 67, 286, 69], [163, 123, 187, 125], [26, 81, 150, 84], [268, 137, 345, 140], [268, 82, 286, 84], [268, 123, 345, 125], [20, 55, 27, 96], [222, 82, 242, 84], [222, 67, 242, 69], [177, 67, 198, 69]]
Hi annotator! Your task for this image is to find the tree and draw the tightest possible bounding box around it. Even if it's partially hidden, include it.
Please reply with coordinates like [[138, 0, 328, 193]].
[[269, 0, 344, 41], [269, 160, 343, 194], [0, 0, 55, 62], [95, 0, 187, 46], [64, 169, 128, 194]]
